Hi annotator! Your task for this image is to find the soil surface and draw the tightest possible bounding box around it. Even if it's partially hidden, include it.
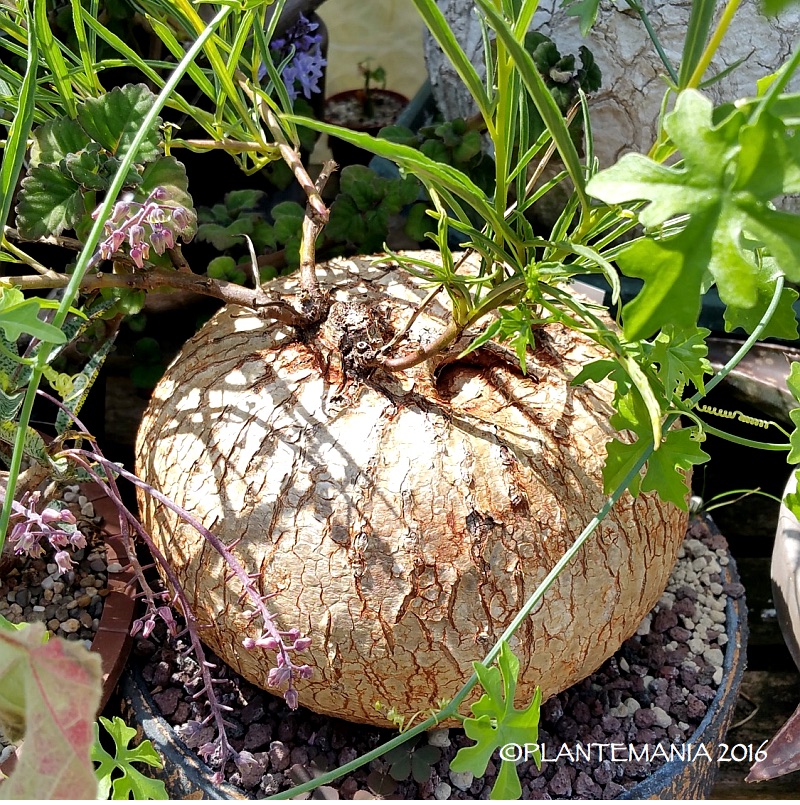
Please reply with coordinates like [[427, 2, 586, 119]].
[[131, 516, 743, 799], [324, 90, 407, 130]]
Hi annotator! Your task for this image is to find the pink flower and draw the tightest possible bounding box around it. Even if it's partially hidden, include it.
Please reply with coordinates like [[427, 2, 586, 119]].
[[284, 687, 299, 710], [54, 550, 74, 575], [267, 665, 292, 688], [292, 637, 312, 651]]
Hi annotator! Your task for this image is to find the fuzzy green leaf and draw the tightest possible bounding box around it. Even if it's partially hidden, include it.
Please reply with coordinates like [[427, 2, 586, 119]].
[[30, 116, 90, 168], [16, 165, 85, 239], [91, 716, 167, 800], [451, 643, 541, 800], [76, 84, 161, 162]]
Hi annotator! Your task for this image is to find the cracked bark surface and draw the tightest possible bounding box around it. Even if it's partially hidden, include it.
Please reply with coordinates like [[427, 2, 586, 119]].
[[426, 1, 800, 170], [136, 252, 687, 726]]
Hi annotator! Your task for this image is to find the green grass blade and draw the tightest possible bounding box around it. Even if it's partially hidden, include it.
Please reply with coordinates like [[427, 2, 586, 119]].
[[70, 0, 102, 94], [285, 113, 516, 242], [145, 14, 217, 100], [32, 0, 77, 117], [678, 0, 717, 88], [474, 0, 589, 213], [0, 10, 37, 238], [408, 0, 492, 124]]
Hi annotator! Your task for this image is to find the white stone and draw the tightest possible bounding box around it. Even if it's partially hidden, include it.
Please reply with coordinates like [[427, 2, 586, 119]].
[[106, 562, 124, 573], [619, 657, 630, 673], [703, 647, 725, 668], [651, 706, 672, 729], [713, 667, 724, 686], [80, 502, 95, 518], [427, 728, 451, 748], [687, 638, 705, 656], [449, 770, 473, 791], [434, 782, 452, 800], [636, 615, 651, 636]]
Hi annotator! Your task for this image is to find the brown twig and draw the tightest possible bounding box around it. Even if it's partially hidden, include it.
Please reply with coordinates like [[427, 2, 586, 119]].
[[298, 158, 336, 304], [1, 269, 308, 325]]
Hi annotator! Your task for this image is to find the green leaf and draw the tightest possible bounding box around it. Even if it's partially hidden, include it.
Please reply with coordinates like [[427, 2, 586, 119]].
[[571, 358, 618, 387], [91, 716, 168, 800], [0, 19, 36, 238], [272, 201, 306, 243], [450, 643, 541, 800], [224, 189, 266, 215], [785, 363, 800, 464], [603, 437, 643, 499], [640, 427, 709, 509], [15, 165, 85, 239], [0, 624, 101, 799], [561, 0, 600, 36], [589, 89, 800, 339], [30, 117, 91, 167], [0, 288, 67, 343], [650, 325, 712, 397], [76, 84, 161, 162]]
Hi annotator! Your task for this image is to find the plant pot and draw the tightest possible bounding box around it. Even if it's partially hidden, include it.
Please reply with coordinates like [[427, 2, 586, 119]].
[[0, 481, 137, 778], [324, 88, 409, 166], [745, 472, 800, 781], [118, 514, 747, 799]]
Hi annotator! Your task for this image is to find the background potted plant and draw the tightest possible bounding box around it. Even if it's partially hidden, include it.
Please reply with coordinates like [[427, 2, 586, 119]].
[[324, 60, 411, 165]]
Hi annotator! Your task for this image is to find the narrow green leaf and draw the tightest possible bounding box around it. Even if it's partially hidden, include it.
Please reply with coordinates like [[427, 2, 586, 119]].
[[0, 9, 36, 237], [69, 0, 102, 94], [33, 0, 77, 117], [474, 0, 589, 212], [678, 0, 717, 88]]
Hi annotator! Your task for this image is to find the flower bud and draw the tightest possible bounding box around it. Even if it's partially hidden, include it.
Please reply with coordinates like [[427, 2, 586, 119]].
[[41, 507, 63, 524], [150, 186, 168, 201], [129, 224, 146, 245], [255, 635, 281, 651], [130, 618, 144, 638], [142, 615, 156, 638], [292, 637, 312, 651], [242, 637, 257, 650], [111, 201, 131, 223], [284, 687, 299, 710], [297, 664, 313, 680], [172, 206, 190, 230], [130, 245, 145, 269], [70, 530, 87, 550]]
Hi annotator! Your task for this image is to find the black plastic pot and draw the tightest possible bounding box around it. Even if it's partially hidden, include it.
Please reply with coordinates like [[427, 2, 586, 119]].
[[120, 515, 747, 800]]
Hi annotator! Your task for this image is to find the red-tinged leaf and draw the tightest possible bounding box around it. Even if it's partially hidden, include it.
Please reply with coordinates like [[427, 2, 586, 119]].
[[746, 701, 800, 780], [0, 622, 101, 799]]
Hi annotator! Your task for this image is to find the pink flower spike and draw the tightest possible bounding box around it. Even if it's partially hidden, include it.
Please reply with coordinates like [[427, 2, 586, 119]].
[[54, 550, 74, 575]]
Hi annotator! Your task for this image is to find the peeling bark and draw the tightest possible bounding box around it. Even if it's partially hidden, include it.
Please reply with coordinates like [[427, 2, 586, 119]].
[[136, 252, 687, 726]]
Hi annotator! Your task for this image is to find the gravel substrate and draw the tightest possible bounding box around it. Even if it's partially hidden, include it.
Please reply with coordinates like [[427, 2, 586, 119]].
[[0, 485, 110, 766], [131, 516, 744, 799]]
